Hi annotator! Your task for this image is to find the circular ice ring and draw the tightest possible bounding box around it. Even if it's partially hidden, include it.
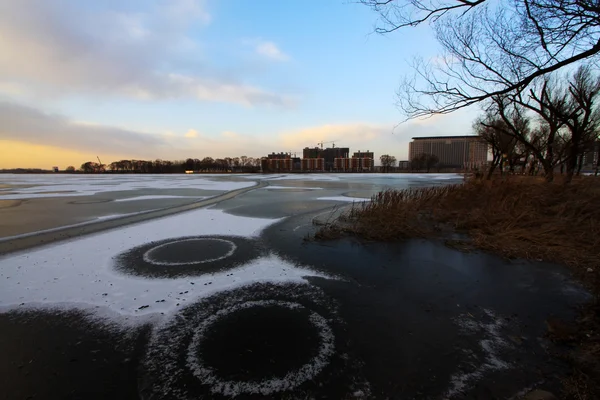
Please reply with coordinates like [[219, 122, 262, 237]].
[[142, 238, 236, 266], [186, 300, 335, 397]]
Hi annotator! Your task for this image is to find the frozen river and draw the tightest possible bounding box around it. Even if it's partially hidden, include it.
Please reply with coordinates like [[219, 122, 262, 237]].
[[0, 173, 462, 239], [0, 172, 588, 399]]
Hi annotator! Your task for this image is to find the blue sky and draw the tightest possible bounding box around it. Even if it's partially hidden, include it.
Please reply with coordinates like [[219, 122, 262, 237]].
[[0, 0, 475, 168]]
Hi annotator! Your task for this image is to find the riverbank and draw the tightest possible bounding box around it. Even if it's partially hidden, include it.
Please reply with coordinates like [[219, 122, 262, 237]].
[[316, 176, 600, 399]]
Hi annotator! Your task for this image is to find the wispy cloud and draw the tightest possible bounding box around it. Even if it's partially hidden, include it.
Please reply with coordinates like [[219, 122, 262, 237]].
[[0, 0, 292, 107], [278, 123, 388, 149], [0, 102, 170, 158], [255, 41, 290, 62], [184, 129, 199, 138], [1, 100, 415, 165], [0, 102, 271, 162]]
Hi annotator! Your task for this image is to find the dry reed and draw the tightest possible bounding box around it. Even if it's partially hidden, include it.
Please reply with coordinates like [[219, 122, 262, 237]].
[[320, 177, 600, 289]]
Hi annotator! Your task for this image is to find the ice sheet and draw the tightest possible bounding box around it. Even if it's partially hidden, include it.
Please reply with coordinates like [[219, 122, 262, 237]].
[[0, 174, 255, 199], [316, 196, 369, 202], [114, 195, 207, 202], [262, 186, 323, 190], [240, 173, 464, 182], [0, 210, 160, 242]]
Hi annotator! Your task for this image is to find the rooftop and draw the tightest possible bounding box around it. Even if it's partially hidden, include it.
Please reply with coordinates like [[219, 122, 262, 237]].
[[411, 136, 481, 140]]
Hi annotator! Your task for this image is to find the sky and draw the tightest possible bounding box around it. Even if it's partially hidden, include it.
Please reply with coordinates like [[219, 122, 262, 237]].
[[0, 0, 476, 169]]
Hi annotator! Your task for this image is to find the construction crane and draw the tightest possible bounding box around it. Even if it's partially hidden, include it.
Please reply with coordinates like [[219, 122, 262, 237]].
[[317, 140, 336, 150], [97, 156, 102, 165]]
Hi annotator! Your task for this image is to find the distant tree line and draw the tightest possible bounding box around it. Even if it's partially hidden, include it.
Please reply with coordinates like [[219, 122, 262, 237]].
[[77, 156, 263, 174]]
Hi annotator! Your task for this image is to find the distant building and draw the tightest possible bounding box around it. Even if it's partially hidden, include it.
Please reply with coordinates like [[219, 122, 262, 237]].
[[291, 157, 301, 171], [263, 158, 292, 171], [301, 158, 325, 172], [581, 141, 599, 171], [353, 150, 374, 160], [409, 136, 488, 169], [261, 156, 301, 172], [303, 146, 349, 171], [398, 160, 410, 170], [323, 147, 349, 171], [267, 152, 290, 159], [303, 147, 323, 159], [334, 158, 373, 172]]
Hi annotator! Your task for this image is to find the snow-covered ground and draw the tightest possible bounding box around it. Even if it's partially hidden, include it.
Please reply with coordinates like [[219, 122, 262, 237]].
[[0, 174, 254, 199], [0, 208, 330, 320]]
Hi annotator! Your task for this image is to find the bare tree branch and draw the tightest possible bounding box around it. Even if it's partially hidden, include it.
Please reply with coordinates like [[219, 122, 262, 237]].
[[361, 0, 600, 119]]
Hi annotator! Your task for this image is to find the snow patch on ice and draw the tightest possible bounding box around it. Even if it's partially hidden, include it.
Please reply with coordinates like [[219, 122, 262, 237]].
[[142, 238, 236, 266], [141, 281, 349, 399], [0, 208, 331, 319], [446, 309, 514, 398], [187, 299, 335, 397]]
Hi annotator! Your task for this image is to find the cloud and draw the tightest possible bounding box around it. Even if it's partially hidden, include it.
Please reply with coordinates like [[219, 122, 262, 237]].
[[166, 0, 211, 25], [0, 101, 170, 158], [184, 129, 199, 138], [0, 98, 474, 168], [278, 123, 389, 149], [221, 130, 240, 139], [0, 0, 291, 107], [159, 74, 295, 107], [255, 41, 289, 62], [1, 100, 442, 167]]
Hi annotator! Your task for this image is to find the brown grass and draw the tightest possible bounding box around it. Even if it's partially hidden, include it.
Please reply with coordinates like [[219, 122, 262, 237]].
[[321, 177, 600, 286]]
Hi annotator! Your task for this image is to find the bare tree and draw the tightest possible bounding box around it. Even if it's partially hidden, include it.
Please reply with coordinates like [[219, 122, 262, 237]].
[[411, 153, 440, 172], [596, 141, 600, 176], [559, 66, 600, 182], [474, 114, 518, 179], [361, 0, 600, 118], [380, 154, 397, 172], [232, 157, 241, 172], [425, 153, 439, 172], [80, 161, 104, 173], [200, 157, 215, 171], [486, 95, 569, 180], [516, 77, 569, 178], [184, 158, 194, 171], [490, 74, 571, 181], [476, 65, 600, 182]]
